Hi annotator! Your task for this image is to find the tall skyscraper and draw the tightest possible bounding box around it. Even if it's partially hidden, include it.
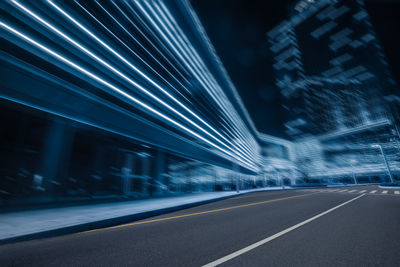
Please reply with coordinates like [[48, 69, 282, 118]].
[[268, 0, 398, 138], [268, 0, 400, 182]]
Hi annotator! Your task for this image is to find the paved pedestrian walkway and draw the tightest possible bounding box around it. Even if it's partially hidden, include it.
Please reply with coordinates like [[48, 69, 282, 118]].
[[0, 187, 286, 243]]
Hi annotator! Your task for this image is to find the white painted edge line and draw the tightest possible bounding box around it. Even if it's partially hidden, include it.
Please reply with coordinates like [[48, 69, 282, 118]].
[[203, 194, 366, 267]]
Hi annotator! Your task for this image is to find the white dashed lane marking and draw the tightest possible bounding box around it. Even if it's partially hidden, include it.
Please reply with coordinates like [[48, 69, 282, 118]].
[[301, 188, 400, 195]]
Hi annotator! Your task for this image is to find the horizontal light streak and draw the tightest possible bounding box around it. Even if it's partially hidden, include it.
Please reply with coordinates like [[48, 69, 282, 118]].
[[0, 21, 256, 170], [44, 0, 255, 164], [125, 1, 256, 153], [3, 0, 261, 170], [145, 1, 257, 151], [74, 0, 189, 96], [133, 1, 255, 156], [44, 1, 251, 164]]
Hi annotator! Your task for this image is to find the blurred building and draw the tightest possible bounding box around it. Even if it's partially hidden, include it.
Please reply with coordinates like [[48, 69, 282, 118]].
[[258, 133, 297, 186], [268, 0, 400, 183], [0, 0, 269, 206]]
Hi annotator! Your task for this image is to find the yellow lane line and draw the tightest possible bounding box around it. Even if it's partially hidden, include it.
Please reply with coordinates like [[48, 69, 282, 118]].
[[80, 192, 318, 234], [233, 191, 287, 199]]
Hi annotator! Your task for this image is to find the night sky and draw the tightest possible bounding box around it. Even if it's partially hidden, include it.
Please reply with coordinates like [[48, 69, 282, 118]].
[[191, 0, 400, 138]]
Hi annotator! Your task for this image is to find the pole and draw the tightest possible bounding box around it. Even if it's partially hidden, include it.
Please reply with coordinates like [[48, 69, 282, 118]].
[[352, 171, 357, 185], [376, 145, 394, 183], [349, 160, 357, 185]]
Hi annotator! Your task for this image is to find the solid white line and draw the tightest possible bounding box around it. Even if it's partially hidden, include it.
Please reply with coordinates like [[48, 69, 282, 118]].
[[348, 190, 356, 193], [395, 191, 400, 195], [203, 194, 365, 267], [339, 189, 348, 192], [359, 190, 367, 193], [370, 190, 377, 194], [382, 190, 388, 194]]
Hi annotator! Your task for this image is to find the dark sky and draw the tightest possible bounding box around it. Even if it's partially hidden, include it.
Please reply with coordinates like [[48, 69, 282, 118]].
[[190, 0, 292, 138], [365, 1, 400, 87], [190, 0, 400, 138]]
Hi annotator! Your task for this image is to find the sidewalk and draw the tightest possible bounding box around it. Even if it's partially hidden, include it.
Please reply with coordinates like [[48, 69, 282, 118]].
[[0, 187, 286, 244]]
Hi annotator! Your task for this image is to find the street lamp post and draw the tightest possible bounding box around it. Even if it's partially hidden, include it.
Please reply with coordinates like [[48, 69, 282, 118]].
[[349, 159, 357, 185], [371, 144, 394, 183]]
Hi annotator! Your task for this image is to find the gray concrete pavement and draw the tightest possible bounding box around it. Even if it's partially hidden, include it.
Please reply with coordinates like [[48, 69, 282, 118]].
[[0, 187, 282, 243], [0, 185, 399, 266]]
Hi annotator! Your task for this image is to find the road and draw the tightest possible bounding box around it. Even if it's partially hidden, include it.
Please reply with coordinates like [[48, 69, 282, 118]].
[[0, 185, 399, 266]]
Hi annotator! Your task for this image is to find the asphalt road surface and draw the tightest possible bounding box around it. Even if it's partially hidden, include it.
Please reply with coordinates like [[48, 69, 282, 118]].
[[1, 185, 399, 266]]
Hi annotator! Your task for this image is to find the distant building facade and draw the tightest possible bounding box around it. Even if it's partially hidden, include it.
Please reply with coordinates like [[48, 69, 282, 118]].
[[268, 0, 398, 138], [268, 0, 400, 182]]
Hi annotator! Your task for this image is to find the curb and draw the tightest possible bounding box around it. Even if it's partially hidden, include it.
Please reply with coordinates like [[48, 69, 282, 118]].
[[0, 189, 273, 245]]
